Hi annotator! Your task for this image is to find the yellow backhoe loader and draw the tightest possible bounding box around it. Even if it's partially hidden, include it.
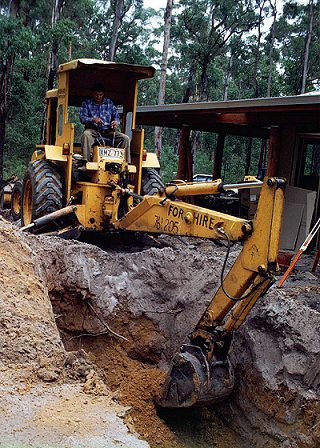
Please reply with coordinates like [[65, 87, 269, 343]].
[[0, 176, 22, 221], [20, 59, 286, 408]]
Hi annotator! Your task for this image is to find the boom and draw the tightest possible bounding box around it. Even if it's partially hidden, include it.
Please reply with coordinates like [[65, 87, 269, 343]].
[[115, 176, 285, 408]]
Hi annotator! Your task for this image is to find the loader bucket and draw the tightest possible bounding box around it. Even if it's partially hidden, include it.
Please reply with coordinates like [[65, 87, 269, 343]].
[[157, 344, 234, 408]]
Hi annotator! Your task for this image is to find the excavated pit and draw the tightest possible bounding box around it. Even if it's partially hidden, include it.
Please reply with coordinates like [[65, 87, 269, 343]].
[[0, 216, 319, 447], [30, 230, 249, 447]]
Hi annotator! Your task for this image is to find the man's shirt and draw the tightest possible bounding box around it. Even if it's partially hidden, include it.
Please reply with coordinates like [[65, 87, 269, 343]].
[[80, 97, 120, 131]]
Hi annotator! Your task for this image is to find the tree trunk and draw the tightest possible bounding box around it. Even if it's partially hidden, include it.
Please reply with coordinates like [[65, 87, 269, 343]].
[[68, 42, 72, 61], [182, 62, 196, 103], [41, 0, 64, 143], [212, 134, 225, 180], [301, 0, 314, 94], [223, 54, 233, 101], [0, 64, 12, 178], [8, 0, 18, 16], [177, 125, 191, 181], [183, 54, 209, 176], [191, 130, 200, 175], [252, 0, 266, 98], [109, 0, 124, 61], [245, 137, 253, 176], [155, 0, 173, 161], [47, 0, 64, 90], [258, 140, 267, 178], [0, 0, 19, 178], [267, 0, 277, 97], [200, 54, 210, 101], [177, 60, 196, 178], [187, 135, 194, 182]]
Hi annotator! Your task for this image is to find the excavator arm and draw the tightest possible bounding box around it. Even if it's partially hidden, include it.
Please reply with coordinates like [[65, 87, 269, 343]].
[[21, 174, 286, 408], [115, 176, 286, 407]]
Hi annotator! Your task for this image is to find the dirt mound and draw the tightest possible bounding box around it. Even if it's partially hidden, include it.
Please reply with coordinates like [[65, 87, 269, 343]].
[[0, 217, 65, 382], [0, 218, 149, 448]]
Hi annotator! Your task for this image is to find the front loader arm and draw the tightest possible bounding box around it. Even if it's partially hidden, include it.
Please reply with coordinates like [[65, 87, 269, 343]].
[[121, 176, 285, 408], [113, 190, 252, 241]]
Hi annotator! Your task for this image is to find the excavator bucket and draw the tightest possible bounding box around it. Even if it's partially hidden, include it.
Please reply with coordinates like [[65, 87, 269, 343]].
[[157, 344, 234, 408]]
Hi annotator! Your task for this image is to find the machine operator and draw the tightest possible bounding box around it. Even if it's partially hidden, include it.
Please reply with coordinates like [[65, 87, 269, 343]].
[[79, 83, 130, 162]]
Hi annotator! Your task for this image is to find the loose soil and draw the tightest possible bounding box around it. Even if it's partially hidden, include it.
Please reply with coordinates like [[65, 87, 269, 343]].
[[0, 214, 319, 448]]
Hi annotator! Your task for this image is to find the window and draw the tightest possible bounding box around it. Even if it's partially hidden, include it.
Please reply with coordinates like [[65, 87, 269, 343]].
[[296, 137, 320, 191], [58, 104, 64, 136], [303, 141, 320, 176]]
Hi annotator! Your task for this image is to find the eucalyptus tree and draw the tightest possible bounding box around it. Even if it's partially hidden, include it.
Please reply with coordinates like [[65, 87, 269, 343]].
[[171, 0, 259, 102], [0, 0, 33, 178], [109, 0, 125, 61], [167, 0, 260, 180], [47, 0, 65, 90], [1, 0, 99, 178], [301, 0, 316, 93], [93, 0, 157, 64], [276, 0, 320, 95], [155, 0, 174, 160], [266, 0, 278, 96], [251, 0, 270, 98]]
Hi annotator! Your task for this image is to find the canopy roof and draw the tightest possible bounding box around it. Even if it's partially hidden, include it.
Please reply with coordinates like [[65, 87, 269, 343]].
[[58, 59, 155, 107], [59, 59, 155, 79]]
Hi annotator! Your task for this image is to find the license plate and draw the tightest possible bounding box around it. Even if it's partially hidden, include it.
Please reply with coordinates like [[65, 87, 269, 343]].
[[99, 147, 124, 160]]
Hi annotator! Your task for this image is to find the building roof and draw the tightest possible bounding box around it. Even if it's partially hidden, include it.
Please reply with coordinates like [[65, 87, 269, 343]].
[[136, 94, 320, 138]]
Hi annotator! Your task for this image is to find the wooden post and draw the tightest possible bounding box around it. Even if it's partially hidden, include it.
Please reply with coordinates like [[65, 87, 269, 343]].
[[177, 125, 191, 181], [186, 136, 193, 182], [266, 126, 281, 176], [312, 246, 320, 272], [213, 133, 225, 180]]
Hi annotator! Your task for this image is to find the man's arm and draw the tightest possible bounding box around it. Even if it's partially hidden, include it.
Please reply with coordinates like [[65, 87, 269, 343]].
[[80, 100, 94, 126], [110, 101, 120, 128]]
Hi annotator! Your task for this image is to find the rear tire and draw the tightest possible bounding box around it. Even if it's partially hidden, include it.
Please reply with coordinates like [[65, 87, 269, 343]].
[[22, 160, 63, 229], [11, 180, 23, 221], [141, 168, 164, 196], [0, 190, 4, 211]]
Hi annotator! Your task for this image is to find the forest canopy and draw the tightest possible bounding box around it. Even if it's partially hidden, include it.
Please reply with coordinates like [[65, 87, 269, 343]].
[[0, 0, 319, 182]]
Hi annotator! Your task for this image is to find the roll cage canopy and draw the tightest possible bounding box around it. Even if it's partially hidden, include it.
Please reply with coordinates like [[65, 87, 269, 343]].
[[46, 58, 155, 108]]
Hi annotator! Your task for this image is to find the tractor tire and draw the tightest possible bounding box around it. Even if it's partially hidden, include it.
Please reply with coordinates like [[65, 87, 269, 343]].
[[0, 190, 4, 211], [141, 168, 164, 196], [10, 180, 23, 221], [22, 160, 63, 228]]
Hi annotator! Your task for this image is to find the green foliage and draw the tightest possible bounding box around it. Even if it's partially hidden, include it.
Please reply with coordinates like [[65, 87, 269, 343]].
[[159, 144, 179, 183], [0, 0, 318, 181], [0, 15, 33, 58], [169, 0, 259, 101], [3, 153, 29, 179], [275, 0, 320, 94], [194, 149, 213, 178]]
